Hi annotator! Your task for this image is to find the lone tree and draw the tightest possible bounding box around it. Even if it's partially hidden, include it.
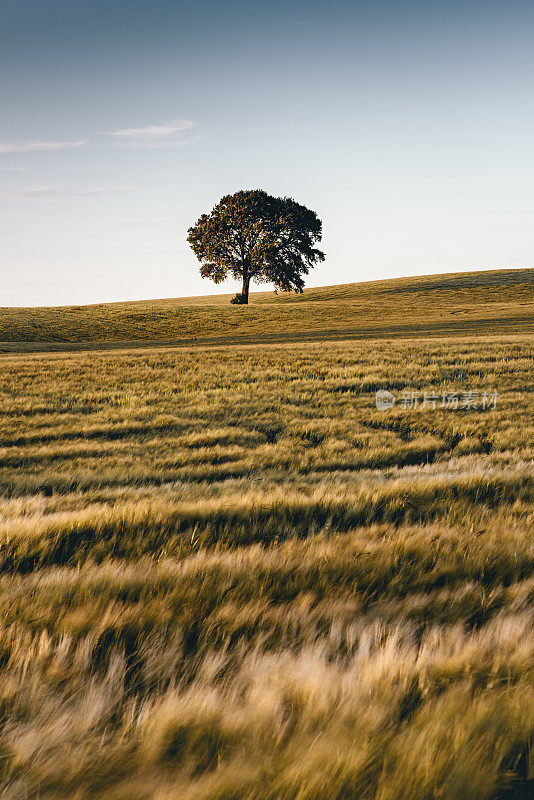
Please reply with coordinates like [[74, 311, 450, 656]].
[[187, 189, 325, 304]]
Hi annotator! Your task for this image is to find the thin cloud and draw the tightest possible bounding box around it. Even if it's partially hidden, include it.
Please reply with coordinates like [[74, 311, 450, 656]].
[[0, 121, 196, 154], [105, 119, 194, 138], [101, 118, 195, 147], [1, 184, 143, 198], [117, 137, 200, 150], [0, 140, 86, 154], [0, 166, 30, 172]]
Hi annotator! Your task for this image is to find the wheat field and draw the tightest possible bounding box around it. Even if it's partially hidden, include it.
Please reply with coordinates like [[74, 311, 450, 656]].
[[0, 331, 532, 799]]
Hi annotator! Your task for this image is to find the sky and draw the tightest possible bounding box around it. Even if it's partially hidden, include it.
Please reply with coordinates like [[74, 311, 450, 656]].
[[1, 0, 533, 306]]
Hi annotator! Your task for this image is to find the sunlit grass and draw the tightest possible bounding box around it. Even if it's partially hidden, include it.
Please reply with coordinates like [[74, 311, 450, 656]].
[[0, 333, 532, 798], [1, 267, 532, 346]]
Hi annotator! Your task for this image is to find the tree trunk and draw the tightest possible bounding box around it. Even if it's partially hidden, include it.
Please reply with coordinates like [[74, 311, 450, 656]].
[[241, 275, 250, 304]]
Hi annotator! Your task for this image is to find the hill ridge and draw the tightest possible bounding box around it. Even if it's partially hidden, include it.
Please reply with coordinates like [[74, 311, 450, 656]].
[[1, 267, 532, 352]]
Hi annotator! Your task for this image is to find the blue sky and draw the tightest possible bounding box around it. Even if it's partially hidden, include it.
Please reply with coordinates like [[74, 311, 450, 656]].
[[1, 0, 533, 305]]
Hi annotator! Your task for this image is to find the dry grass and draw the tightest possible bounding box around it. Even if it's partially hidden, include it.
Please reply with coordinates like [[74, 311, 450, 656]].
[[1, 267, 532, 349], [0, 331, 532, 798]]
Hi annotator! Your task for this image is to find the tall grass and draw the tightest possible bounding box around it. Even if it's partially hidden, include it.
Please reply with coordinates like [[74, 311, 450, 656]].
[[0, 334, 532, 798]]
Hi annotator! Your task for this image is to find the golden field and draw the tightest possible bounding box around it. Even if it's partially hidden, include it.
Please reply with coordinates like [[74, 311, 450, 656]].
[[0, 322, 532, 798], [1, 267, 532, 351]]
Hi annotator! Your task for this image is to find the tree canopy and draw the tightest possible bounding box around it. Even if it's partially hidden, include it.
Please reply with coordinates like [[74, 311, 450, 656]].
[[187, 189, 325, 304]]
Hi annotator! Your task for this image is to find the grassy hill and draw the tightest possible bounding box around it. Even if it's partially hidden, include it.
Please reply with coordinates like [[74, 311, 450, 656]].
[[1, 267, 532, 352], [0, 266, 533, 797]]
